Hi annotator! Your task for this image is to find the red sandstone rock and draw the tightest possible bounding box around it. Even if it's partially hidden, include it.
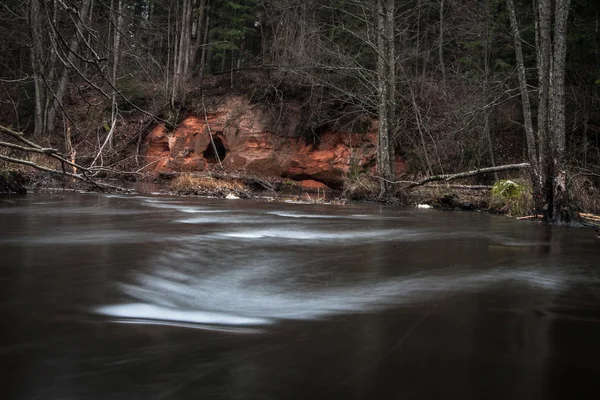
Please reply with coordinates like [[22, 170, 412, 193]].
[[144, 96, 406, 188], [297, 180, 330, 190]]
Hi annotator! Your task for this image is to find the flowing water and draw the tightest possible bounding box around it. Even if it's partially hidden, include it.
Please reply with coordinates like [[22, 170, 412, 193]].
[[1, 193, 599, 399]]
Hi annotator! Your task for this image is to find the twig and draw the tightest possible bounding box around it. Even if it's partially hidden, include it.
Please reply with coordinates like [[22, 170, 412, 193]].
[[135, 157, 170, 173], [90, 117, 117, 167]]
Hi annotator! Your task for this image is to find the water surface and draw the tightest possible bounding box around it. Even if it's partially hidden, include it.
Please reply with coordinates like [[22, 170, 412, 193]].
[[1, 193, 599, 399]]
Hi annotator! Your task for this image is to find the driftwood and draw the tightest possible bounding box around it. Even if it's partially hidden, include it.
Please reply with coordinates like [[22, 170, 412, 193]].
[[404, 163, 531, 188]]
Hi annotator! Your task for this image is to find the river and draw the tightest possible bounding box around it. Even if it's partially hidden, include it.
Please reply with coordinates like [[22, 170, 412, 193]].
[[1, 193, 599, 399]]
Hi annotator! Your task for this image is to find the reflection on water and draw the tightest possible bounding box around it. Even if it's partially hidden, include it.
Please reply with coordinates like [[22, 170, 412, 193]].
[[1, 193, 600, 399]]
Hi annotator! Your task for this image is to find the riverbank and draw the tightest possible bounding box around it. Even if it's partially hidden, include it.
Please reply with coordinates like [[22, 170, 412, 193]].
[[0, 168, 514, 214], [4, 168, 599, 229]]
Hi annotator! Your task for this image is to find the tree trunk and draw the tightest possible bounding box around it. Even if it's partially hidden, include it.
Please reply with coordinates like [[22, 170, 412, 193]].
[[508, 0, 578, 224], [507, 0, 547, 215], [189, 0, 207, 72], [28, 0, 45, 137], [483, 0, 498, 180], [171, 0, 193, 108], [506, 0, 537, 171], [109, 0, 123, 149], [534, 0, 553, 216], [386, 0, 396, 181], [376, 0, 392, 199], [549, 0, 574, 224], [44, 0, 93, 135], [199, 10, 211, 80], [438, 0, 446, 87]]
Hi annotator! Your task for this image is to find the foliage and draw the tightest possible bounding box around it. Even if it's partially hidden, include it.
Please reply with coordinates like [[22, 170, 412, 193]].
[[209, 0, 259, 62]]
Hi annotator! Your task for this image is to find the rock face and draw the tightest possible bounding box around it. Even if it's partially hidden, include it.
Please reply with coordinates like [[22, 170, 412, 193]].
[[145, 96, 405, 189]]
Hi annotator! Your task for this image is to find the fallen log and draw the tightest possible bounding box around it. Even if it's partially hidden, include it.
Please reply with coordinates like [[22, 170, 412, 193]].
[[405, 163, 530, 188], [421, 184, 493, 190]]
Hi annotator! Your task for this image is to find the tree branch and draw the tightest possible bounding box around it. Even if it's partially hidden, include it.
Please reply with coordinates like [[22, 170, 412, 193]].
[[0, 124, 128, 191], [0, 125, 87, 173]]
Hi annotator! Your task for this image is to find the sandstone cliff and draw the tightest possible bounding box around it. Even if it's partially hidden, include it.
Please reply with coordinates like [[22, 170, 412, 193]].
[[145, 96, 405, 189]]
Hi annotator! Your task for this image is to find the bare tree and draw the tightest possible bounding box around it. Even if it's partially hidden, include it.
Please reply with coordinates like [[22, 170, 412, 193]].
[[109, 0, 124, 148], [548, 0, 574, 223], [507, 0, 577, 223], [44, 0, 93, 136], [376, 0, 397, 199], [171, 0, 209, 108]]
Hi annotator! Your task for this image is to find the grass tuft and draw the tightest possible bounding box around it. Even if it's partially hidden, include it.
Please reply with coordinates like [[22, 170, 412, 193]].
[[489, 179, 532, 216], [170, 173, 249, 197], [342, 174, 379, 201]]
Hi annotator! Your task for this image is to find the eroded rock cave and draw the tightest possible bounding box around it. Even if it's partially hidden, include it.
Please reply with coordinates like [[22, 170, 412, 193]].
[[203, 134, 228, 163]]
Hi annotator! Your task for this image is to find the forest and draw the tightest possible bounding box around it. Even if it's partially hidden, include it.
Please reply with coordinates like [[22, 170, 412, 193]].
[[1, 0, 599, 224]]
